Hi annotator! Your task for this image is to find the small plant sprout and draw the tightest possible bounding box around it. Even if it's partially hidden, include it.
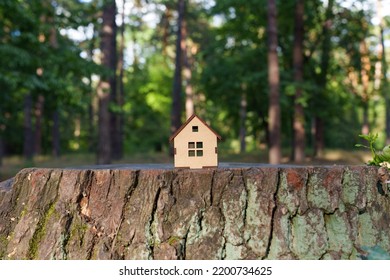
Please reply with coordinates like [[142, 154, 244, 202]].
[[356, 133, 390, 168]]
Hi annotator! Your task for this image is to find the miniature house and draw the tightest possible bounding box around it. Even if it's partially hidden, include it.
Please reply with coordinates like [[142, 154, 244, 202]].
[[169, 114, 221, 169]]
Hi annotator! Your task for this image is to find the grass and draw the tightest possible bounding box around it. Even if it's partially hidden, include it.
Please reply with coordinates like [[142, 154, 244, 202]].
[[0, 149, 372, 182]]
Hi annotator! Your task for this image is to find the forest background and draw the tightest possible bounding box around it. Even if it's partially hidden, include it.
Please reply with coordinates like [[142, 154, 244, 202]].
[[0, 0, 389, 180]]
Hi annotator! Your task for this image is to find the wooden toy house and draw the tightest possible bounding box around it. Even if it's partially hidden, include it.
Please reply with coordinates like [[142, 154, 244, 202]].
[[169, 114, 221, 169]]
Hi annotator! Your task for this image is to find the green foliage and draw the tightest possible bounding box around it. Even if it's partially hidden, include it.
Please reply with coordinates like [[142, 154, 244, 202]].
[[0, 0, 387, 162], [356, 133, 390, 167]]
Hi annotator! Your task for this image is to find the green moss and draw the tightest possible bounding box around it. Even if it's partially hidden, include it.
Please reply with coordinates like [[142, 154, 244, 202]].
[[69, 221, 88, 247], [27, 203, 57, 259], [0, 234, 9, 259], [167, 236, 181, 246]]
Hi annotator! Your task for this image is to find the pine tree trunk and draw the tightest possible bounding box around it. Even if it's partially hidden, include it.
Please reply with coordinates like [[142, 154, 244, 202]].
[[52, 109, 60, 158], [362, 102, 370, 135], [0, 136, 3, 167], [267, 0, 281, 164], [376, 0, 390, 144], [293, 0, 305, 163], [34, 95, 44, 156], [171, 0, 185, 137], [359, 40, 371, 136], [314, 0, 333, 158], [108, 1, 120, 160], [97, 0, 116, 164], [314, 118, 324, 157], [23, 93, 34, 161], [115, 0, 126, 159], [240, 92, 247, 153], [183, 14, 194, 119], [88, 32, 96, 153]]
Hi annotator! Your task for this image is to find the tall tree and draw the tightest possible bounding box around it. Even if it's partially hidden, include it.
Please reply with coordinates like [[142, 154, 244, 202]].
[[293, 0, 305, 163], [359, 39, 371, 136], [34, 94, 44, 155], [97, 0, 117, 164], [113, 0, 126, 160], [171, 0, 185, 137], [376, 0, 390, 144], [314, 0, 334, 157], [267, 0, 281, 164], [183, 10, 194, 119], [23, 94, 34, 161]]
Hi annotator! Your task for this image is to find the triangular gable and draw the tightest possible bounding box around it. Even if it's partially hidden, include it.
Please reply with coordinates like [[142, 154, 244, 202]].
[[169, 114, 222, 142]]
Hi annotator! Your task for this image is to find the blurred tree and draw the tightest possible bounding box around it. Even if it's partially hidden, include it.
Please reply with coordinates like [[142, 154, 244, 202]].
[[313, 0, 334, 157], [267, 0, 281, 164], [293, 0, 305, 163], [171, 0, 185, 139], [97, 0, 117, 164]]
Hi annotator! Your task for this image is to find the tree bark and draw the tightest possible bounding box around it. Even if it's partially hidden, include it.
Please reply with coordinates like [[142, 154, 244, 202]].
[[293, 0, 305, 163], [97, 0, 117, 164], [1, 166, 387, 260], [171, 0, 185, 137], [23, 93, 34, 161], [34, 95, 44, 156], [52, 109, 60, 157], [267, 0, 281, 164]]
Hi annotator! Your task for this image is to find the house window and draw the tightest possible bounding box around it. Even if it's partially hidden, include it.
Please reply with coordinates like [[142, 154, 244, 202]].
[[192, 126, 198, 132], [188, 141, 203, 157]]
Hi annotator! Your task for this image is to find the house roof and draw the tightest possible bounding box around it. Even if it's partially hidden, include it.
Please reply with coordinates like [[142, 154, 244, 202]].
[[169, 114, 222, 142]]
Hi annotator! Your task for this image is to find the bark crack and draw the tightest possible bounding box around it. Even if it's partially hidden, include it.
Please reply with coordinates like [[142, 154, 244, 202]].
[[110, 170, 139, 257], [263, 168, 280, 259], [146, 184, 162, 259]]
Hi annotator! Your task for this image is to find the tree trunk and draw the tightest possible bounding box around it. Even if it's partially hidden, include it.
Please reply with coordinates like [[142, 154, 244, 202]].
[[97, 0, 117, 164], [113, 0, 125, 160], [88, 29, 96, 154], [34, 94, 44, 156], [1, 166, 389, 260], [314, 0, 333, 158], [183, 14, 194, 119], [359, 40, 371, 136], [293, 0, 305, 163], [267, 0, 281, 164], [108, 1, 120, 160], [23, 93, 34, 162], [240, 92, 247, 153], [162, 6, 172, 55], [362, 102, 370, 135], [52, 109, 60, 157], [171, 0, 185, 137], [376, 0, 390, 144], [314, 118, 324, 157], [0, 136, 3, 167]]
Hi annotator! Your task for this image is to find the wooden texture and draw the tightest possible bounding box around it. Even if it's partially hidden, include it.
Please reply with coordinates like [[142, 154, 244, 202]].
[[0, 165, 389, 260]]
